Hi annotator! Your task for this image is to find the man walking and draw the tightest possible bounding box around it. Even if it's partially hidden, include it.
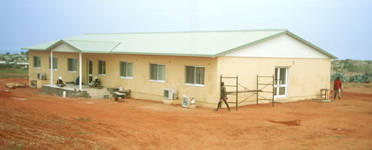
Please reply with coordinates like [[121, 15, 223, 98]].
[[216, 82, 231, 111], [333, 77, 343, 100]]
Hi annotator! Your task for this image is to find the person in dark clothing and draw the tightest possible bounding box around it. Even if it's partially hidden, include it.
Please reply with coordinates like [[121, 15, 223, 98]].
[[56, 76, 65, 87], [333, 77, 343, 100], [216, 82, 231, 111]]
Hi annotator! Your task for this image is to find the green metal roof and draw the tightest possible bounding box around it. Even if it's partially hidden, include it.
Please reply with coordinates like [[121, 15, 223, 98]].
[[22, 29, 336, 58]]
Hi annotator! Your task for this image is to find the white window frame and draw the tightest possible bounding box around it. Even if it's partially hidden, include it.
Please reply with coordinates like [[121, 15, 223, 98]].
[[149, 64, 165, 82], [274, 67, 289, 98], [185, 65, 205, 87], [120, 61, 133, 79]]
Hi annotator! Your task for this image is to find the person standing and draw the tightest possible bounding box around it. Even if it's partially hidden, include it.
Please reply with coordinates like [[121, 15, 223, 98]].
[[216, 82, 231, 111], [333, 77, 343, 100]]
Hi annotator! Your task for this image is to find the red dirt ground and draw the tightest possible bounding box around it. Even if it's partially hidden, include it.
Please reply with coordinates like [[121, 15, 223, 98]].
[[1, 78, 372, 150]]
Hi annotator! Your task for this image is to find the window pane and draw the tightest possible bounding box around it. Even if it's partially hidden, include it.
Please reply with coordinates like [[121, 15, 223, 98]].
[[68, 59, 72, 71], [279, 68, 286, 84], [279, 87, 286, 95], [103, 61, 106, 74], [99, 60, 105, 74], [196, 67, 205, 84], [150, 64, 157, 80], [34, 56, 40, 67], [158, 65, 165, 80], [185, 66, 195, 84], [73, 59, 77, 71], [120, 62, 125, 76], [68, 58, 77, 71], [127, 63, 133, 77], [53, 57, 58, 69]]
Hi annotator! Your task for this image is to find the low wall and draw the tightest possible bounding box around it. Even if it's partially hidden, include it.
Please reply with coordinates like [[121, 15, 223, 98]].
[[41, 85, 89, 98]]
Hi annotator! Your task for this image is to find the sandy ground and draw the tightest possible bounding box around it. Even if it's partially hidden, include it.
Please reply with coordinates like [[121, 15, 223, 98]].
[[0, 78, 372, 150]]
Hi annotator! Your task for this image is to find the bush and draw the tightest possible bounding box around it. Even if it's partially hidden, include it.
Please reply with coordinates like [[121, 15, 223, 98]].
[[331, 73, 349, 82]]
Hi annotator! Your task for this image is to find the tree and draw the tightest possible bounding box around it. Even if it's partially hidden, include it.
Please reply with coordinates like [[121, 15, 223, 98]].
[[6, 52, 10, 55]]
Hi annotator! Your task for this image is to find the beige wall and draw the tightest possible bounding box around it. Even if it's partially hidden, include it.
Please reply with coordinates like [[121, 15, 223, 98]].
[[29, 50, 84, 87], [29, 50, 331, 108], [217, 56, 331, 106], [29, 50, 219, 107], [83, 54, 219, 106]]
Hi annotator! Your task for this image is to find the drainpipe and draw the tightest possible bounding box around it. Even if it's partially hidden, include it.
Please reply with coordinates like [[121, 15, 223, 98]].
[[79, 52, 82, 90]]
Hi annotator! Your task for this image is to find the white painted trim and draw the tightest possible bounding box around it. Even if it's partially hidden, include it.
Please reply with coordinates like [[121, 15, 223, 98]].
[[149, 80, 165, 83], [120, 76, 133, 79], [184, 83, 205, 87], [79, 52, 82, 90]]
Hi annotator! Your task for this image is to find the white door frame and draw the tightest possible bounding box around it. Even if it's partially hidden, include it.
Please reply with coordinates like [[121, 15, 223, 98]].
[[274, 67, 288, 98]]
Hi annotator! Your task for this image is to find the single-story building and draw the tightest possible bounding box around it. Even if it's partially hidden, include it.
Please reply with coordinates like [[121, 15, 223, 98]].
[[23, 29, 336, 108]]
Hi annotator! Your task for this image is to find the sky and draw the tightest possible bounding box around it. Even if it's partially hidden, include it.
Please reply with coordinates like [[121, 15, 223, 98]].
[[0, 0, 371, 60]]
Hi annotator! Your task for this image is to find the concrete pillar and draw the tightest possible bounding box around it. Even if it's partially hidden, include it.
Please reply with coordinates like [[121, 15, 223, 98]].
[[50, 50, 53, 86], [79, 52, 82, 90]]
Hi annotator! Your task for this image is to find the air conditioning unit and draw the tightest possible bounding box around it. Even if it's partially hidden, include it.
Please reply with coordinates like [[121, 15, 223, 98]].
[[37, 73, 47, 80], [163, 88, 177, 100]]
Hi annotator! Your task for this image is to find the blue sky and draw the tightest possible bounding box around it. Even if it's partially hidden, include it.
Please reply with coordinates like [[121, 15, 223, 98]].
[[0, 0, 371, 60]]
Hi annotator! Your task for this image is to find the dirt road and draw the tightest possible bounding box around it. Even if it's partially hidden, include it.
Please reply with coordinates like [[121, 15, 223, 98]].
[[1, 78, 372, 149]]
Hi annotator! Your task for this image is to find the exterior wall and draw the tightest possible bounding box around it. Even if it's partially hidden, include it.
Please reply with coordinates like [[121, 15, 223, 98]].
[[29, 50, 83, 88], [226, 34, 329, 59], [217, 56, 331, 106], [29, 50, 219, 107], [83, 54, 219, 107]]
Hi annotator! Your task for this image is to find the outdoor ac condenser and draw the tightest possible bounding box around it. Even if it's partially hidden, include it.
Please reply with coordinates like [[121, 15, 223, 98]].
[[163, 88, 177, 100]]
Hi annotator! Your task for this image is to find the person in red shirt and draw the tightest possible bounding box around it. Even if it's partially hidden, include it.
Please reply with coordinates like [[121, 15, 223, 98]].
[[333, 77, 343, 100]]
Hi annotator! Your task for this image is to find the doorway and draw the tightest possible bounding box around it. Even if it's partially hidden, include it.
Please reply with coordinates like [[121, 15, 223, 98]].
[[274, 67, 288, 97]]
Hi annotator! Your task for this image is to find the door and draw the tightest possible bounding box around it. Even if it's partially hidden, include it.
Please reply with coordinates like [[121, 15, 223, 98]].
[[274, 67, 288, 97], [88, 60, 93, 83]]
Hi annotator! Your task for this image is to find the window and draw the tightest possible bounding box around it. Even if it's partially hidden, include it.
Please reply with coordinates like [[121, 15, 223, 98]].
[[49, 57, 58, 69], [98, 60, 106, 75], [33, 56, 41, 68], [150, 64, 165, 81], [67, 58, 77, 71], [120, 61, 133, 78], [274, 67, 288, 97], [185, 66, 205, 85]]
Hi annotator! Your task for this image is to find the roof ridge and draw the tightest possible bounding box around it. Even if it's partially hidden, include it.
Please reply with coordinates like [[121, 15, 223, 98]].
[[84, 29, 288, 35]]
